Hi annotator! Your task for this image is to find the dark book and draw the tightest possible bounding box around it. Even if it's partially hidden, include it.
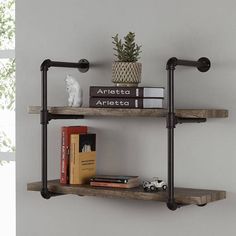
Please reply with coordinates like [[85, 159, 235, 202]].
[[90, 86, 164, 98], [90, 175, 139, 184], [90, 181, 140, 189], [89, 97, 164, 109], [60, 126, 88, 184]]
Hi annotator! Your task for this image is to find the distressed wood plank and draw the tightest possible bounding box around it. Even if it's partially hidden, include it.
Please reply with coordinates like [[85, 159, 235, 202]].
[[28, 106, 228, 118], [27, 180, 226, 205]]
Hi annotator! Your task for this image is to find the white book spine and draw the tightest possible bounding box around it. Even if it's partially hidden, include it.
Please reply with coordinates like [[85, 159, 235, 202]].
[[143, 88, 164, 98]]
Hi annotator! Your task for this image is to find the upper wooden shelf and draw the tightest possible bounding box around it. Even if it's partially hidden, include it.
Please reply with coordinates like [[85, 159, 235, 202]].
[[27, 180, 226, 206], [28, 106, 228, 118]]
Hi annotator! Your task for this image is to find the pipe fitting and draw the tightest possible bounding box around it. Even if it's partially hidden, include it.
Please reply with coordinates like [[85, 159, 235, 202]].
[[40, 59, 52, 71], [41, 188, 51, 199], [197, 57, 211, 72], [78, 59, 89, 73], [167, 200, 178, 211], [166, 57, 178, 70]]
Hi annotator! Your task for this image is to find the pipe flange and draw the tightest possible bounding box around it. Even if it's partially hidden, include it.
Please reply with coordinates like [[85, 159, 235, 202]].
[[78, 59, 89, 73], [197, 57, 211, 72]]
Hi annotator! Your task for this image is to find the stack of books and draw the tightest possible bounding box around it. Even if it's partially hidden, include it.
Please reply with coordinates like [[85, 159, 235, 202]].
[[90, 175, 140, 188], [60, 126, 96, 185], [89, 86, 165, 109]]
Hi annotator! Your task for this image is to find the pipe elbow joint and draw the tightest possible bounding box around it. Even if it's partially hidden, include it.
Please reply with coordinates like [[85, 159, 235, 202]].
[[166, 57, 178, 70], [40, 59, 52, 71]]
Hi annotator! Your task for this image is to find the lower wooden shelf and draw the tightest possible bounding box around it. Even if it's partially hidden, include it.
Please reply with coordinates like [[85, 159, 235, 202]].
[[27, 180, 226, 206]]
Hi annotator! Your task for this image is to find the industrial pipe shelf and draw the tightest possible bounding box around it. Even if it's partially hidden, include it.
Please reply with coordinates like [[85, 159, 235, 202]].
[[27, 57, 228, 211]]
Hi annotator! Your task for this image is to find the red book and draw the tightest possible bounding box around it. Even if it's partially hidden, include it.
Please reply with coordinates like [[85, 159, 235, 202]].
[[60, 126, 87, 184]]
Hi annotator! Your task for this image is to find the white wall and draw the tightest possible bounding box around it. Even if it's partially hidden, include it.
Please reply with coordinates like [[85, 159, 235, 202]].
[[16, 1, 236, 236]]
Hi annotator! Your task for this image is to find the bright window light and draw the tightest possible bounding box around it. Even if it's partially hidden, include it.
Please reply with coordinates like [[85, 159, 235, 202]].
[[0, 0, 15, 235]]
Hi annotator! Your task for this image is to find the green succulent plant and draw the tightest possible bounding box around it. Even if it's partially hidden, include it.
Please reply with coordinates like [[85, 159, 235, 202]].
[[112, 32, 142, 62]]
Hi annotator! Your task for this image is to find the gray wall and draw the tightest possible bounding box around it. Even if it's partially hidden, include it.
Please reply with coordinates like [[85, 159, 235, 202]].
[[16, 1, 236, 235]]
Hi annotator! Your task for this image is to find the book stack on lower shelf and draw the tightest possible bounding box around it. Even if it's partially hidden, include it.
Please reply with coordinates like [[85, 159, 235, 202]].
[[90, 175, 140, 188], [60, 126, 96, 185], [89, 86, 164, 108], [61, 126, 140, 189]]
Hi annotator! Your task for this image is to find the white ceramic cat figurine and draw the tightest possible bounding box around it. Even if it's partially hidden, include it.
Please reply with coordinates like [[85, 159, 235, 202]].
[[65, 75, 83, 107]]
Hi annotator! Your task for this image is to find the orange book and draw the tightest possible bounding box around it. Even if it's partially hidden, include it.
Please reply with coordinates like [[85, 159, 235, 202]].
[[70, 134, 96, 185]]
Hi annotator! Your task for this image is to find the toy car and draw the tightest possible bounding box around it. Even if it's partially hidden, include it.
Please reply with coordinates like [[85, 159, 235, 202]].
[[143, 177, 167, 192]]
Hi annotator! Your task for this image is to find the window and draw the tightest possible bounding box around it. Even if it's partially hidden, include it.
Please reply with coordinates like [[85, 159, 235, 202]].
[[0, 0, 15, 235]]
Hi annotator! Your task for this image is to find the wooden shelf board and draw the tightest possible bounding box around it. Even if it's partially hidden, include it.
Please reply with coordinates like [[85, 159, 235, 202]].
[[27, 180, 226, 205], [28, 106, 228, 118]]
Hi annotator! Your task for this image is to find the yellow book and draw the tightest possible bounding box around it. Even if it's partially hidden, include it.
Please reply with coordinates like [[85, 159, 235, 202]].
[[70, 133, 96, 185]]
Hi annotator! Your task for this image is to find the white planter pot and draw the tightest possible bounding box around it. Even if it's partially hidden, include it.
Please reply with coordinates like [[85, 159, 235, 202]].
[[112, 62, 142, 87]]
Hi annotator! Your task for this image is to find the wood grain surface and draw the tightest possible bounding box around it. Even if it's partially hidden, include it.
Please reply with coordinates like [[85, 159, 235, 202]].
[[27, 180, 226, 205], [28, 106, 228, 118]]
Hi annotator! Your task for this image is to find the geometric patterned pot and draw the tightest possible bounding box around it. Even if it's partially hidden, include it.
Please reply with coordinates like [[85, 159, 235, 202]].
[[112, 62, 142, 87]]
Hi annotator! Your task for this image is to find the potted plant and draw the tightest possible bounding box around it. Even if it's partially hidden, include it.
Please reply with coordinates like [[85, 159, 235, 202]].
[[112, 32, 142, 87]]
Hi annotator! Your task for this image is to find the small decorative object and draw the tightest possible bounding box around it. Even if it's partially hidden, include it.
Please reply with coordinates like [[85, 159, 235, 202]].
[[112, 32, 142, 87], [65, 74, 83, 107], [143, 177, 167, 192]]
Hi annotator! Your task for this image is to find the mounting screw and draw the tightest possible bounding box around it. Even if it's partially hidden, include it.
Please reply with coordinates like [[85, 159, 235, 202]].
[[197, 57, 211, 72]]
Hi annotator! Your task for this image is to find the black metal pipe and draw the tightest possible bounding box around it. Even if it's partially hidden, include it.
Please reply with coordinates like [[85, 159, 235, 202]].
[[166, 57, 211, 211], [176, 59, 199, 68], [166, 57, 210, 72], [40, 59, 90, 199], [41, 69, 51, 199], [48, 114, 84, 121], [166, 68, 178, 211], [168, 69, 174, 113], [176, 117, 206, 124], [41, 59, 89, 72]]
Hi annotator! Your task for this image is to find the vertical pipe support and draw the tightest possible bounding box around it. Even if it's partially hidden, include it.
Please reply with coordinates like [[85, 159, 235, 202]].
[[166, 66, 178, 211], [165, 57, 210, 210], [39, 59, 90, 199], [40, 64, 51, 199]]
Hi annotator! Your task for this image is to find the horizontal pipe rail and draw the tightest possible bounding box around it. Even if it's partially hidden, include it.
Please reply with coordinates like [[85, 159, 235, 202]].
[[176, 59, 199, 67], [48, 113, 84, 121], [41, 59, 89, 72], [166, 57, 210, 72], [176, 117, 207, 124]]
